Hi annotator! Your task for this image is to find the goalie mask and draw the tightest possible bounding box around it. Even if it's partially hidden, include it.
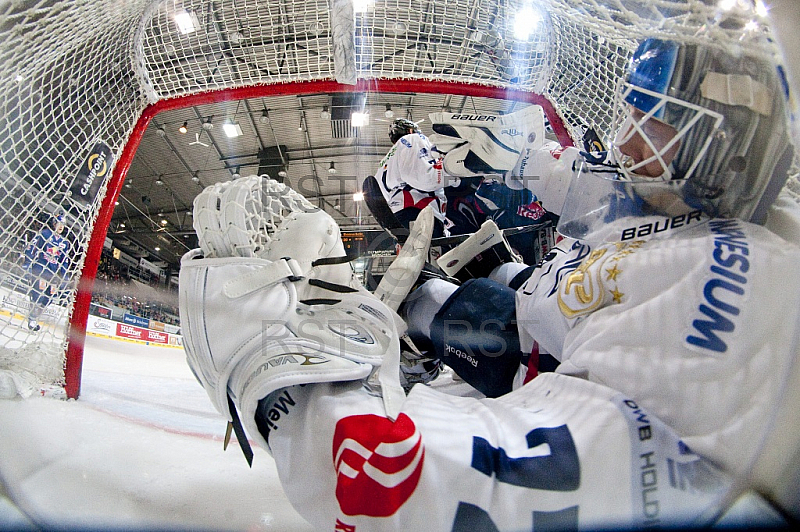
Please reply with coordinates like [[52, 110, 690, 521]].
[[558, 36, 794, 241], [388, 118, 420, 144]]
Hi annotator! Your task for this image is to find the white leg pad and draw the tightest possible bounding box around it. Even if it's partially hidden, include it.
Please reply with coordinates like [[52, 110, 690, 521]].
[[179, 250, 401, 447]]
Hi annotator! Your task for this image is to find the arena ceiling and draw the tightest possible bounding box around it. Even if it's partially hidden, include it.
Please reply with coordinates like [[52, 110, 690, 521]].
[[103, 0, 571, 275], [107, 0, 751, 274]]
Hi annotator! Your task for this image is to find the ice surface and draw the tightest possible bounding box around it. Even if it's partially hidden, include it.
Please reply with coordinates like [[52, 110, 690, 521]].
[[0, 335, 314, 531]]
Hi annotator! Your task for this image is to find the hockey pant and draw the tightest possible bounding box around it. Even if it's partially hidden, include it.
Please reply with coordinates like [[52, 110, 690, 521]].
[[362, 175, 445, 243]]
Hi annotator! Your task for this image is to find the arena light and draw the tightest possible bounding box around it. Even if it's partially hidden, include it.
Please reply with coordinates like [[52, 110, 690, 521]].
[[174, 10, 200, 34], [228, 30, 244, 44], [390, 21, 408, 36], [514, 6, 542, 40], [351, 111, 369, 127], [353, 191, 364, 202], [223, 121, 243, 138], [353, 0, 373, 13], [308, 21, 325, 36]]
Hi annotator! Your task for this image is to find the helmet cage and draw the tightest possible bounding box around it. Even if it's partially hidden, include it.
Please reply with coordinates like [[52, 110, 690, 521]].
[[558, 37, 793, 239], [610, 39, 792, 223], [611, 79, 724, 183]]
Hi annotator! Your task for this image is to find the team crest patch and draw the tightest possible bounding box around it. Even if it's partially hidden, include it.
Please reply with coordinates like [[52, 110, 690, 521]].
[[332, 413, 424, 517]]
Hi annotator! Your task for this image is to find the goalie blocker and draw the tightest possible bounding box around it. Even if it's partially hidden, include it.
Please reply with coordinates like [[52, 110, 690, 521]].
[[181, 176, 408, 464], [428, 105, 547, 179]]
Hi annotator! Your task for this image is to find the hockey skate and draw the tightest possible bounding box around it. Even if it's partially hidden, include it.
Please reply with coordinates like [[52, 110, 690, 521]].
[[27, 319, 40, 332], [436, 219, 522, 281], [398, 336, 442, 392]]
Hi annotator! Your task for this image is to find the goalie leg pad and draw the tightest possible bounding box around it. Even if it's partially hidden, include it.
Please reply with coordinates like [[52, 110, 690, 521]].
[[362, 175, 409, 242], [179, 250, 402, 452], [374, 204, 435, 312], [429, 278, 523, 398]]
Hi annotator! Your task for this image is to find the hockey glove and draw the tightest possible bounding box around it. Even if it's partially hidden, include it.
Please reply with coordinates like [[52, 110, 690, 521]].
[[428, 105, 546, 178]]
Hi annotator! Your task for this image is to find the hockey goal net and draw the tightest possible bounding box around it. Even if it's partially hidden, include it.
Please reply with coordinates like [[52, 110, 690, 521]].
[[0, 0, 793, 399]]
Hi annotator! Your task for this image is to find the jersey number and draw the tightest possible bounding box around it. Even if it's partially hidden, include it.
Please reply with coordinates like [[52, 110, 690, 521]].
[[452, 424, 580, 531]]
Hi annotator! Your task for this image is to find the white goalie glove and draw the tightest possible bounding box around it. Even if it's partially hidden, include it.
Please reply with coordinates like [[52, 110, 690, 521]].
[[428, 104, 546, 178], [192, 175, 316, 258], [181, 175, 407, 462]]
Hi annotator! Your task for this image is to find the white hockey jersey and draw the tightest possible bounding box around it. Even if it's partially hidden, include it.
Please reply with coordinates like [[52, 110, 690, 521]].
[[265, 372, 735, 531], [515, 211, 800, 505], [375, 132, 447, 223]]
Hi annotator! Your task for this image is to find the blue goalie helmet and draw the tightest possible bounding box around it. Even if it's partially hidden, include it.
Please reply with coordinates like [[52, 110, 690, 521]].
[[612, 37, 794, 223], [558, 34, 794, 242]]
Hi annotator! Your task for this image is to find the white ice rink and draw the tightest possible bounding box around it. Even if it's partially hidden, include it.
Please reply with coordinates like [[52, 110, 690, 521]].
[[0, 335, 315, 531]]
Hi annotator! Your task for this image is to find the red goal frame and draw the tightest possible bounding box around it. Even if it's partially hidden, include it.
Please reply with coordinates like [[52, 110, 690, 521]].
[[64, 79, 574, 399]]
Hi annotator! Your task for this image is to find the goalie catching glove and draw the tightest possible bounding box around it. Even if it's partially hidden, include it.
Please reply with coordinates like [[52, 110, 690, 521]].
[[180, 176, 407, 463], [428, 104, 546, 178]]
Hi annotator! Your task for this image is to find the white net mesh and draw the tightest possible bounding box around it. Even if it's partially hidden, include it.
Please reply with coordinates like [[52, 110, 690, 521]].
[[0, 0, 795, 398], [0, 1, 148, 397]]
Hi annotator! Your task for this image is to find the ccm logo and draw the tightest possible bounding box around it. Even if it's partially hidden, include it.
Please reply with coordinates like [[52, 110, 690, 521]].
[[332, 413, 424, 517]]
